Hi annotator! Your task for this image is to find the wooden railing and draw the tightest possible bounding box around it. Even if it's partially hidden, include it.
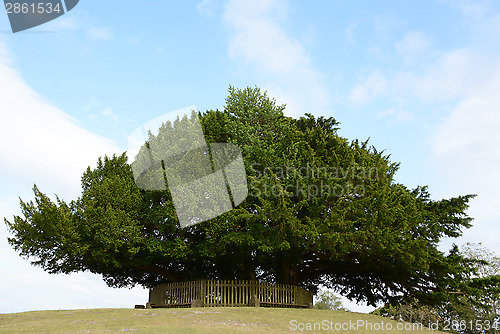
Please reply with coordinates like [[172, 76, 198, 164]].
[[148, 280, 313, 308]]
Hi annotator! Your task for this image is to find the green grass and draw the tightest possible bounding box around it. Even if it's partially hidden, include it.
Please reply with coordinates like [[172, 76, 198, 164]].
[[0, 307, 445, 333]]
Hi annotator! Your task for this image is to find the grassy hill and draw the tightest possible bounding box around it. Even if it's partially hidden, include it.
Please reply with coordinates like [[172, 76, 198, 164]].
[[0, 307, 445, 333]]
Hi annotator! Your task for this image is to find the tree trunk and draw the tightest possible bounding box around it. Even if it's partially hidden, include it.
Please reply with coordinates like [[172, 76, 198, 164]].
[[280, 261, 298, 285], [239, 253, 257, 281]]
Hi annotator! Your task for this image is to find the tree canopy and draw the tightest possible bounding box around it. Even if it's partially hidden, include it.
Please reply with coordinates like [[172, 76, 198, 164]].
[[5, 86, 490, 307]]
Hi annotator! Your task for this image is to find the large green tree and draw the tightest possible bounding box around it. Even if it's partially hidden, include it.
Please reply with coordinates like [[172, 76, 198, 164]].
[[5, 86, 483, 306]]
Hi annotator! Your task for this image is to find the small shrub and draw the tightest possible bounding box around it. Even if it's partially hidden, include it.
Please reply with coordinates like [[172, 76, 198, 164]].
[[314, 289, 348, 311], [372, 299, 442, 325]]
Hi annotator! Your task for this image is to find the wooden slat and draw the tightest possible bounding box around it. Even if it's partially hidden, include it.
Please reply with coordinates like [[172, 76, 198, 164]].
[[151, 279, 313, 308]]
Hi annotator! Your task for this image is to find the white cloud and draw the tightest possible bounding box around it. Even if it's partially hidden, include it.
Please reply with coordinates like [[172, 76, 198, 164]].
[[0, 37, 12, 65], [343, 21, 357, 48], [43, 15, 80, 31], [477, 13, 500, 45], [441, 0, 500, 44], [101, 107, 119, 122], [125, 36, 141, 45], [394, 110, 415, 123], [356, 47, 485, 107], [350, 28, 489, 110], [373, 13, 404, 36], [0, 53, 120, 199], [86, 27, 114, 41], [84, 96, 99, 112], [394, 49, 479, 102], [349, 70, 387, 105], [0, 39, 147, 314], [395, 31, 431, 63], [222, 0, 330, 117], [443, 0, 492, 18], [431, 88, 500, 200], [198, 0, 218, 18], [428, 52, 500, 252], [224, 0, 307, 76], [346, 13, 500, 255], [377, 107, 415, 124]]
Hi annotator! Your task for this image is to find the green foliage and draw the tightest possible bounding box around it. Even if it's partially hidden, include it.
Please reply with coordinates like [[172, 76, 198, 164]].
[[314, 289, 347, 311], [4, 86, 481, 308], [373, 243, 500, 334], [372, 299, 442, 328]]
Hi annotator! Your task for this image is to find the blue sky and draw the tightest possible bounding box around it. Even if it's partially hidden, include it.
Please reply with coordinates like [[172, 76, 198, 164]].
[[1, 0, 500, 314]]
